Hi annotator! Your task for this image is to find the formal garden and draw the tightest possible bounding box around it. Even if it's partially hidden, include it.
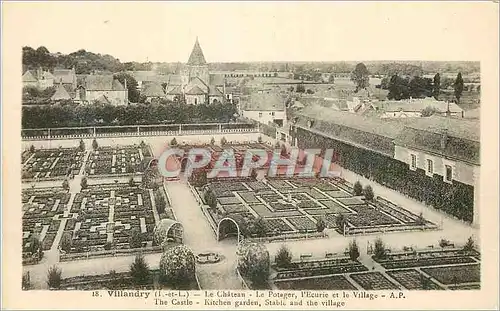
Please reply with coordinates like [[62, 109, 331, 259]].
[[22, 146, 85, 180], [84, 140, 153, 177], [192, 175, 438, 241], [235, 237, 481, 291]]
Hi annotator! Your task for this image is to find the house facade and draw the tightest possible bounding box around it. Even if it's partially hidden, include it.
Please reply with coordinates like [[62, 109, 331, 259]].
[[77, 75, 128, 106], [240, 92, 286, 127], [22, 68, 55, 90]]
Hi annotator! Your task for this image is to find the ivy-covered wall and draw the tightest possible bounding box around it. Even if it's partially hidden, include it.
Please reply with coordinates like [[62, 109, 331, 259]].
[[294, 127, 474, 223]]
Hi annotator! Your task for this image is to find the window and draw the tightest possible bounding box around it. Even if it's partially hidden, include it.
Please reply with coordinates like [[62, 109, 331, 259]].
[[445, 165, 453, 182], [426, 159, 434, 175], [258, 112, 263, 118], [194, 98, 198, 105], [410, 154, 417, 170], [271, 112, 275, 116]]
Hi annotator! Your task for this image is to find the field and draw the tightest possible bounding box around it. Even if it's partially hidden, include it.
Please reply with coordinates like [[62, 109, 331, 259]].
[[198, 177, 437, 239]]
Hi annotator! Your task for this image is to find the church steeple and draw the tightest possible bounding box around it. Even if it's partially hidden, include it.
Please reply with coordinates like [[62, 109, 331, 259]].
[[187, 37, 207, 66]]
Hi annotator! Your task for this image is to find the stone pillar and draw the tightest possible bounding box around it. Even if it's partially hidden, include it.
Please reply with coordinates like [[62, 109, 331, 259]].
[[179, 124, 182, 135]]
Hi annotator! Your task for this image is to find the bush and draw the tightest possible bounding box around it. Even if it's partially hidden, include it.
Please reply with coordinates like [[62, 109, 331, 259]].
[[60, 232, 72, 253], [130, 254, 150, 285], [336, 214, 347, 234], [29, 145, 35, 153], [348, 240, 360, 261], [159, 245, 196, 289], [238, 243, 270, 289], [274, 245, 292, 268], [250, 217, 268, 237], [210, 137, 215, 145], [92, 139, 98, 150], [140, 140, 146, 149], [439, 238, 450, 248], [373, 238, 387, 260], [204, 189, 217, 209], [463, 236, 475, 251], [78, 139, 85, 152], [104, 241, 112, 250], [129, 228, 143, 249], [363, 185, 374, 201], [80, 177, 88, 189], [22, 272, 31, 290], [316, 218, 326, 232], [220, 136, 228, 146], [170, 138, 178, 146], [257, 136, 263, 143], [62, 179, 70, 191], [155, 191, 166, 214], [46, 265, 62, 289], [416, 212, 425, 225], [353, 181, 363, 196], [128, 176, 135, 187]]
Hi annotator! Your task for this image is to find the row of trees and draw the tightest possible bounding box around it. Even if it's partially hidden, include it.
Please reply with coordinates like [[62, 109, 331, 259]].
[[382, 72, 470, 103], [22, 102, 238, 128]]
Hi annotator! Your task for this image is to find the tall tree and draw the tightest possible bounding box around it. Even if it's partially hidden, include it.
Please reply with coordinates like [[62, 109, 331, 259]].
[[114, 72, 140, 103], [454, 72, 464, 103], [350, 63, 370, 92], [433, 73, 441, 99]]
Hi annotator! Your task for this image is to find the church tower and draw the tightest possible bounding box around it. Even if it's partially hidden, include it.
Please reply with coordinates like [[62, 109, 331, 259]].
[[182, 37, 209, 87]]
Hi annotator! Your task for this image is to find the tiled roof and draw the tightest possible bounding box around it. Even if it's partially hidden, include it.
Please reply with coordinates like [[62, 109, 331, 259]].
[[166, 85, 182, 95], [51, 83, 72, 101], [22, 70, 38, 82], [185, 85, 206, 95], [241, 93, 285, 111], [377, 98, 463, 113], [142, 82, 166, 97], [464, 108, 480, 119], [83, 75, 114, 90], [209, 86, 223, 96], [187, 38, 207, 66], [53, 69, 75, 84], [395, 118, 480, 165], [94, 94, 111, 105], [167, 74, 183, 86], [209, 74, 225, 86], [42, 71, 55, 80], [399, 115, 479, 142]]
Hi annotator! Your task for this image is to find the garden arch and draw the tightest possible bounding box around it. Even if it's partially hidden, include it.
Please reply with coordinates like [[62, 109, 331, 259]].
[[217, 217, 241, 243], [156, 219, 184, 244]]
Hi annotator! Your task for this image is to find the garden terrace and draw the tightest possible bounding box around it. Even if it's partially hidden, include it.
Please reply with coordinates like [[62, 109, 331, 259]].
[[61, 184, 162, 255], [421, 264, 480, 286], [22, 148, 85, 180], [349, 272, 401, 290], [22, 188, 71, 253], [272, 257, 369, 277], [86, 144, 152, 176], [274, 275, 357, 290], [198, 177, 437, 239], [373, 249, 480, 270]]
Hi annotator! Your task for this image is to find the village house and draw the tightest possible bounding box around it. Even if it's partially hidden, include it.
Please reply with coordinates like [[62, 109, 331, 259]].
[[76, 74, 128, 106], [53, 67, 77, 90], [240, 92, 286, 127], [22, 67, 55, 89], [376, 98, 464, 118]]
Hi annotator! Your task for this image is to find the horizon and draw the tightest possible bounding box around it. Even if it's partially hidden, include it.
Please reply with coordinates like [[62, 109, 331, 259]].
[[6, 2, 493, 63]]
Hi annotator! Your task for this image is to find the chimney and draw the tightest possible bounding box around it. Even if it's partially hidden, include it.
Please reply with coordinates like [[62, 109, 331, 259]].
[[446, 101, 451, 117], [440, 129, 448, 150], [37, 67, 43, 80]]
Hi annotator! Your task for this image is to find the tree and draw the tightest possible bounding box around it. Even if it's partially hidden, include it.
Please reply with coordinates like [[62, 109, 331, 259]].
[[210, 137, 215, 145], [363, 185, 374, 201], [114, 72, 139, 103], [348, 240, 360, 261], [433, 73, 441, 99], [306, 89, 314, 94], [251, 217, 269, 237], [170, 137, 178, 146], [274, 245, 292, 268], [463, 236, 475, 252], [29, 145, 35, 153], [336, 214, 347, 234], [387, 75, 410, 100], [439, 238, 449, 248], [257, 136, 263, 143], [155, 191, 166, 214], [238, 242, 270, 289], [80, 177, 88, 189], [140, 140, 146, 149], [22, 272, 31, 290], [130, 254, 150, 285], [78, 139, 85, 152], [92, 138, 98, 150], [416, 212, 426, 226], [296, 83, 305, 93], [62, 179, 70, 191], [353, 181, 363, 196], [46, 265, 62, 289], [316, 218, 326, 232], [280, 144, 288, 157], [128, 176, 135, 187], [26, 235, 42, 258], [351, 63, 370, 92], [328, 74, 335, 84], [454, 72, 464, 103], [60, 232, 72, 253], [159, 245, 196, 289], [373, 238, 387, 260], [129, 228, 143, 249], [220, 136, 228, 146], [204, 189, 217, 208], [421, 106, 438, 117]]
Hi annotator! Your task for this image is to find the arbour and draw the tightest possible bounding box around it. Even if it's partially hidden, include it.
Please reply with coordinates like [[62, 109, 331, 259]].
[[217, 217, 241, 243]]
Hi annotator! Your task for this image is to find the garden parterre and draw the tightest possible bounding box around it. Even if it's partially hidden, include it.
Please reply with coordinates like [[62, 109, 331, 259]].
[[22, 148, 85, 180], [86, 144, 152, 176]]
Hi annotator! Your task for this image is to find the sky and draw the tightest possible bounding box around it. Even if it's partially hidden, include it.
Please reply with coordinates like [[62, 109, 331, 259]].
[[3, 1, 498, 63]]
